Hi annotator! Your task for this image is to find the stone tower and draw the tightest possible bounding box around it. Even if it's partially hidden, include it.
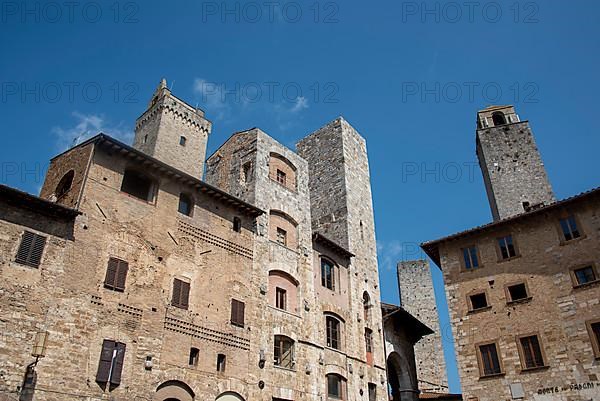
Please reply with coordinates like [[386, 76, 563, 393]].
[[397, 260, 448, 393], [133, 79, 212, 179], [476, 105, 555, 221]]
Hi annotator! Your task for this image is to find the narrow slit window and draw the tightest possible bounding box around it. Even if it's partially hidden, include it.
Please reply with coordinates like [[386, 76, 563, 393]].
[[321, 258, 335, 291], [233, 217, 242, 232], [275, 287, 287, 310], [326, 316, 341, 350], [217, 354, 226, 372], [189, 347, 199, 366]]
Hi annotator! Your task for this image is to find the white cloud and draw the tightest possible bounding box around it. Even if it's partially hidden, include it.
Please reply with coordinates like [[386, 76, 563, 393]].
[[290, 96, 308, 113], [192, 78, 231, 120], [377, 240, 426, 272], [52, 112, 133, 151]]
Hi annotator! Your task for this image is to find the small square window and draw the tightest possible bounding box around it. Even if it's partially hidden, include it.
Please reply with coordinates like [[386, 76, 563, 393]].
[[179, 136, 187, 146], [573, 265, 597, 286], [276, 169, 286, 186], [559, 215, 581, 241], [275, 287, 287, 310], [498, 235, 517, 259], [469, 292, 489, 311], [276, 227, 287, 246], [462, 246, 480, 270], [507, 283, 529, 302]]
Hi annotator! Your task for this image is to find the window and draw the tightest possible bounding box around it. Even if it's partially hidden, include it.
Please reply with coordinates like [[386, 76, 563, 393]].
[[231, 299, 245, 327], [327, 374, 345, 399], [492, 111, 507, 126], [572, 265, 597, 286], [364, 328, 373, 353], [276, 169, 286, 186], [179, 136, 187, 146], [469, 292, 489, 311], [171, 278, 190, 309], [104, 258, 129, 292], [275, 287, 287, 310], [462, 246, 480, 270], [274, 335, 294, 369], [276, 227, 287, 246], [497, 235, 517, 259], [241, 161, 252, 183], [363, 292, 371, 322], [55, 170, 74, 199], [368, 383, 376, 401], [326, 315, 341, 350], [478, 342, 502, 377], [178, 193, 193, 216], [217, 354, 226, 372], [559, 215, 581, 241], [518, 335, 545, 369], [507, 283, 529, 302], [321, 258, 336, 291], [233, 217, 242, 232], [15, 231, 46, 268], [121, 170, 154, 202], [189, 347, 199, 366], [586, 320, 600, 359], [96, 340, 126, 385]]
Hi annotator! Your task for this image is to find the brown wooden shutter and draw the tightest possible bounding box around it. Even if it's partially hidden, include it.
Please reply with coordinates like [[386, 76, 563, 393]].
[[115, 260, 128, 291], [172, 279, 182, 307], [231, 299, 245, 327], [104, 258, 118, 289], [180, 281, 190, 309], [110, 342, 126, 385], [15, 231, 46, 268], [96, 340, 115, 383]]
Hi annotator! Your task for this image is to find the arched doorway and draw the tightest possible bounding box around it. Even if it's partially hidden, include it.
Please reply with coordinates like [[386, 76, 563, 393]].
[[387, 352, 417, 401], [492, 111, 507, 126], [154, 381, 195, 401], [216, 392, 245, 401]]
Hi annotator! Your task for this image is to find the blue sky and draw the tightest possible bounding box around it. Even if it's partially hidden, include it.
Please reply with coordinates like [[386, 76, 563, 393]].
[[1, 0, 600, 393]]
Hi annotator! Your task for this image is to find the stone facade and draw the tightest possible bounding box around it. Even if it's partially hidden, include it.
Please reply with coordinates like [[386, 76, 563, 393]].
[[397, 260, 448, 393], [476, 105, 555, 221], [0, 84, 395, 401], [423, 107, 600, 401]]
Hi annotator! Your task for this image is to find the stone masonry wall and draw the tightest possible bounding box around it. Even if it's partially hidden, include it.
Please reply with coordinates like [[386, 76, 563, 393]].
[[397, 260, 448, 392]]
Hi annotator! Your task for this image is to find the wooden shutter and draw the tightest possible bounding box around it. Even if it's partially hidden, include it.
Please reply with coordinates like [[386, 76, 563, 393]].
[[96, 340, 115, 383], [104, 258, 118, 290], [115, 260, 128, 291], [172, 279, 182, 307], [231, 299, 245, 327], [15, 231, 46, 268], [110, 342, 126, 385], [180, 281, 190, 309]]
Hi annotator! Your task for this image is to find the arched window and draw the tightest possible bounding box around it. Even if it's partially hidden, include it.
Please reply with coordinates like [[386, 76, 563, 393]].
[[321, 257, 337, 291], [178, 193, 193, 216], [326, 373, 347, 400], [363, 292, 371, 322], [274, 335, 295, 369], [269, 210, 298, 249], [269, 152, 297, 191], [492, 111, 507, 126], [268, 270, 298, 312], [325, 314, 343, 350], [55, 170, 74, 199]]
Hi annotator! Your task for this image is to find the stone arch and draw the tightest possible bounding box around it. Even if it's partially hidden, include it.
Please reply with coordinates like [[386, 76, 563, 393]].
[[387, 352, 417, 401], [55, 169, 75, 199], [492, 111, 507, 126], [215, 391, 245, 401], [154, 380, 195, 401]]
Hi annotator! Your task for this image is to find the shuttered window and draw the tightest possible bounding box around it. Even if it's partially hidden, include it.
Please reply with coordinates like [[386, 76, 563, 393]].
[[104, 258, 129, 292], [15, 231, 46, 268], [231, 299, 245, 327], [96, 340, 126, 386], [171, 279, 190, 309]]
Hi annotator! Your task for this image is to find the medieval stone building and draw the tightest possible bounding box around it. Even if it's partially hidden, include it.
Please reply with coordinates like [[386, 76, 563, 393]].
[[422, 106, 600, 401], [0, 80, 436, 401]]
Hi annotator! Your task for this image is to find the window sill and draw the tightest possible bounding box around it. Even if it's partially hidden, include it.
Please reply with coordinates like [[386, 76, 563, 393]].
[[269, 177, 297, 193], [497, 255, 521, 263], [269, 240, 300, 254], [507, 297, 533, 306], [478, 372, 505, 380], [468, 306, 492, 315], [324, 346, 346, 356], [573, 280, 600, 290], [120, 191, 156, 206], [461, 265, 485, 273], [520, 365, 549, 373], [559, 235, 586, 246], [273, 364, 296, 372], [267, 304, 301, 318]]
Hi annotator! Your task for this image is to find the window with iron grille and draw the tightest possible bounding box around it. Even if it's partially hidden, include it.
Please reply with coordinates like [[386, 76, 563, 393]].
[[559, 215, 581, 241], [15, 231, 46, 268], [478, 343, 502, 376], [231, 299, 245, 327], [273, 335, 294, 369], [519, 335, 545, 369], [498, 235, 517, 259], [326, 316, 341, 350], [171, 278, 190, 309], [104, 258, 129, 292], [462, 246, 480, 269]]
